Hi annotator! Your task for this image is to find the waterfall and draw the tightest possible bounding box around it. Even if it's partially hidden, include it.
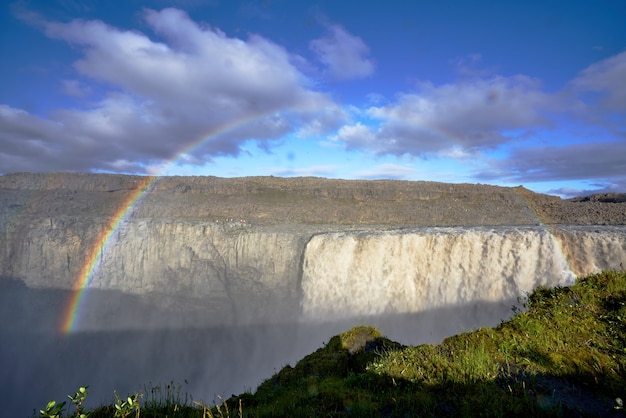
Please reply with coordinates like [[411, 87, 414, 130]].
[[300, 226, 626, 321]]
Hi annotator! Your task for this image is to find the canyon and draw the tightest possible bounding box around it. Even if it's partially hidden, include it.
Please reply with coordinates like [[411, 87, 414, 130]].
[[1, 173, 625, 328], [1, 172, 625, 416]]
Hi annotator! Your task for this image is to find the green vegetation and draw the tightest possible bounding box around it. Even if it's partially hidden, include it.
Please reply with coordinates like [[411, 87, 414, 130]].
[[39, 270, 626, 417]]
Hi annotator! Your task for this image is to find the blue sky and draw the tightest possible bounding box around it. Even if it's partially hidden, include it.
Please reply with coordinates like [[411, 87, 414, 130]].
[[1, 0, 625, 197]]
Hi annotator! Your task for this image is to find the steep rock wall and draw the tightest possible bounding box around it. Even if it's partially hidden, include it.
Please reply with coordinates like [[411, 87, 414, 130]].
[[0, 217, 309, 323]]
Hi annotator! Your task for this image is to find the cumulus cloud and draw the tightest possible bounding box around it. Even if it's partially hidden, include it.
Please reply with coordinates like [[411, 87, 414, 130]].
[[570, 50, 626, 113], [334, 75, 556, 156], [476, 141, 626, 183], [1, 8, 344, 174], [326, 50, 625, 191], [331, 122, 377, 147], [466, 53, 626, 191], [3, 5, 625, 193], [0, 103, 104, 172], [309, 23, 374, 80], [43, 8, 327, 113]]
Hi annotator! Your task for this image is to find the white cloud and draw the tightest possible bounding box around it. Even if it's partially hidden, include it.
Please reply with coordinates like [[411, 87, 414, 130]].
[[333, 75, 556, 156], [468, 68, 626, 191], [295, 105, 349, 137], [1, 8, 346, 174], [0, 104, 100, 172], [436, 146, 478, 159], [331, 122, 377, 147], [327, 52, 625, 190], [570, 50, 626, 112], [309, 23, 374, 80], [477, 141, 626, 183], [43, 8, 315, 112], [567, 50, 626, 137], [3, 5, 625, 194]]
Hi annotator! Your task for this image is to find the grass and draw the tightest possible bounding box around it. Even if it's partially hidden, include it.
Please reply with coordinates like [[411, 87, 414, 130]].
[[37, 270, 626, 417]]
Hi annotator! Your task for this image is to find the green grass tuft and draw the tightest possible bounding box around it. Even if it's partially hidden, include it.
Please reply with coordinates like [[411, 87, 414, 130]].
[[36, 270, 626, 417], [230, 270, 626, 417]]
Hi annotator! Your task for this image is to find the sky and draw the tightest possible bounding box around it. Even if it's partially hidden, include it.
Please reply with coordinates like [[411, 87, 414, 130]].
[[0, 0, 625, 198]]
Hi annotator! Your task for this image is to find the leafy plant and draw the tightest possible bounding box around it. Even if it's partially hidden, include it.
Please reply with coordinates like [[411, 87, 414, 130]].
[[113, 392, 141, 418], [40, 400, 66, 418], [40, 386, 90, 418], [68, 386, 90, 418]]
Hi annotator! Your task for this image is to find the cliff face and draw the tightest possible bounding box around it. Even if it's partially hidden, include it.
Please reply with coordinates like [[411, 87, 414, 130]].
[[1, 173, 625, 326], [1, 216, 310, 323]]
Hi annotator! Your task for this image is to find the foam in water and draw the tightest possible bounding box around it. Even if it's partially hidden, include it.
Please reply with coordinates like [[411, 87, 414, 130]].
[[300, 226, 626, 320]]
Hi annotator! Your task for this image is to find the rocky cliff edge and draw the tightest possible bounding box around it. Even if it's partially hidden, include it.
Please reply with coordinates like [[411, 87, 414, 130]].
[[2, 172, 624, 226]]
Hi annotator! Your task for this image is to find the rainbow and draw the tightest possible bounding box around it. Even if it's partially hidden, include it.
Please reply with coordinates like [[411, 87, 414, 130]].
[[59, 175, 156, 334], [59, 111, 281, 334], [58, 110, 574, 333]]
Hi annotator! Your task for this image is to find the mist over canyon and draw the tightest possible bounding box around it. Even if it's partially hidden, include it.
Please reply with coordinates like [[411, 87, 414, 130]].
[[1, 173, 625, 417]]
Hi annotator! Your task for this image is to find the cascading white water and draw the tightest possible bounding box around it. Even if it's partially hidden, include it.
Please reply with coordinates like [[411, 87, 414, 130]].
[[2, 225, 625, 417], [300, 226, 626, 320]]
